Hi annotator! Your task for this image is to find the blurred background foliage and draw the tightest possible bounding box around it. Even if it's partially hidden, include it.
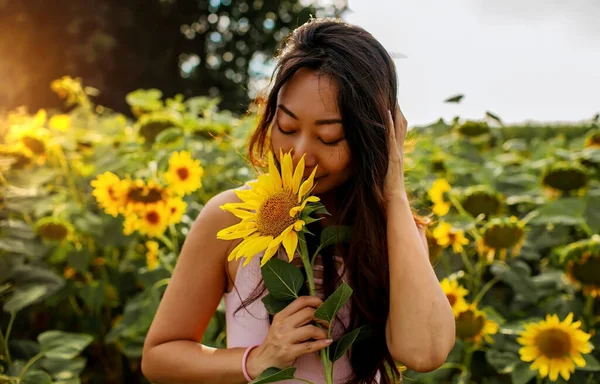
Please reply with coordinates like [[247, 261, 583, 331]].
[[1, 1, 600, 383]]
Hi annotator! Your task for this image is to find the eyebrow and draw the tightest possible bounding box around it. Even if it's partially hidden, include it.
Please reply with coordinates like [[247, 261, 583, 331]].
[[278, 104, 343, 126]]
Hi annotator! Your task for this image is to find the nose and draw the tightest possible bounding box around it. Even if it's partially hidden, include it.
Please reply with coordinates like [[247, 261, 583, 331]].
[[290, 143, 317, 174]]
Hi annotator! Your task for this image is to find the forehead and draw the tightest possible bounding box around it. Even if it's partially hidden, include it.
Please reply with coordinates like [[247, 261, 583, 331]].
[[277, 68, 340, 118]]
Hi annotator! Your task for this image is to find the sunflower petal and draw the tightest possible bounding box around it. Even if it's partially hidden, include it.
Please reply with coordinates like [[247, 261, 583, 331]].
[[291, 154, 305, 194], [281, 149, 293, 190], [282, 229, 299, 261], [261, 246, 280, 266], [298, 166, 318, 202], [268, 151, 282, 188]]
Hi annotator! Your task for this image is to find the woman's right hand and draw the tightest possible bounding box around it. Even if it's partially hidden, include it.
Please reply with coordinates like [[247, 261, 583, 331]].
[[245, 296, 332, 379]]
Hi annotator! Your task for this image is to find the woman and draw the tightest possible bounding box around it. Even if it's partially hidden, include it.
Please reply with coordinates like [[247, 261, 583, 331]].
[[141, 18, 455, 384]]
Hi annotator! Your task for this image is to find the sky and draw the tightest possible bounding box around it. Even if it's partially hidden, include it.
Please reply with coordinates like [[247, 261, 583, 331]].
[[341, 0, 600, 126]]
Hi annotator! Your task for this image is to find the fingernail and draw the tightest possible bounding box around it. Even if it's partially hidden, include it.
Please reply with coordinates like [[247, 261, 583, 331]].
[[325, 339, 333, 345]]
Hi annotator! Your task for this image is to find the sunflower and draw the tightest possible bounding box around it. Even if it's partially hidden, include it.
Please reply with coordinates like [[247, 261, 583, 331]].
[[124, 202, 171, 238], [455, 305, 499, 345], [91, 172, 129, 217], [166, 197, 187, 225], [217, 150, 320, 266], [145, 241, 160, 271], [561, 235, 600, 298], [432, 222, 470, 254], [164, 151, 204, 195], [48, 114, 71, 132], [517, 313, 593, 382], [477, 216, 526, 262], [428, 179, 452, 217], [440, 278, 470, 316], [34, 217, 74, 243], [123, 179, 170, 214]]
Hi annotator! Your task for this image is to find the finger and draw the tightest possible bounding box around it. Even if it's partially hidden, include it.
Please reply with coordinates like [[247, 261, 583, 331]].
[[314, 318, 330, 329], [275, 296, 323, 320], [287, 306, 317, 328], [387, 110, 396, 144], [289, 325, 329, 343], [292, 338, 333, 357]]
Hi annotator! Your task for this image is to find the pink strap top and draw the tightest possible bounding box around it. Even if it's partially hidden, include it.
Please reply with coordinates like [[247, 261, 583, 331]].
[[224, 248, 380, 383]]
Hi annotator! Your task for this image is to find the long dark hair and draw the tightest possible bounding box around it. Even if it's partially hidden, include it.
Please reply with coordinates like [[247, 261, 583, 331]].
[[242, 18, 429, 384]]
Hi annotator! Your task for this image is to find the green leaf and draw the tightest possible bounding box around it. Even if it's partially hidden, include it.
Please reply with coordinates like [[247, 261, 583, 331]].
[[261, 258, 304, 301], [578, 353, 600, 371], [249, 367, 297, 384], [76, 281, 106, 314], [584, 195, 600, 234], [3, 285, 47, 313], [155, 127, 182, 144], [261, 294, 293, 315], [490, 263, 537, 303], [319, 226, 351, 249], [21, 370, 52, 384], [314, 283, 353, 323], [485, 111, 503, 125], [444, 94, 464, 103], [530, 197, 586, 226], [38, 331, 94, 359], [329, 325, 371, 362], [485, 350, 520, 373], [41, 357, 86, 380], [510, 361, 537, 384]]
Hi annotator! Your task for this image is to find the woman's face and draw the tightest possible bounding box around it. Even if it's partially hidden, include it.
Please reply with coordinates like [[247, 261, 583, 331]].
[[271, 68, 352, 195]]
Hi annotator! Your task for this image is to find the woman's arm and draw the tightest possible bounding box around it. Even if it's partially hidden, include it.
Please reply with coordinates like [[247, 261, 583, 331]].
[[383, 106, 455, 372], [385, 194, 455, 372], [141, 189, 250, 384]]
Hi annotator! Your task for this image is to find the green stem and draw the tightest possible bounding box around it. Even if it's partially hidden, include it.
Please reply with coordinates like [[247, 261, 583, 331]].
[[473, 277, 500, 306], [584, 294, 595, 331], [437, 362, 466, 372], [459, 250, 476, 277], [4, 312, 15, 363], [18, 352, 45, 379], [298, 232, 333, 384], [158, 234, 174, 251], [0, 328, 10, 365], [169, 224, 179, 252]]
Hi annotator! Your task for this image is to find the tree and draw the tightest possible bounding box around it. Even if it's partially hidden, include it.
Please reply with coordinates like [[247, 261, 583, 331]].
[[0, 0, 345, 114]]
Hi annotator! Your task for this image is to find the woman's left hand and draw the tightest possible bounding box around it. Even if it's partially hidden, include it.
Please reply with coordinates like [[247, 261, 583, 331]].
[[384, 103, 408, 201]]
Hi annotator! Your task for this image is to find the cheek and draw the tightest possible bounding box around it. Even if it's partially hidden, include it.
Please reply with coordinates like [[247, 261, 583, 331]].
[[320, 145, 351, 174]]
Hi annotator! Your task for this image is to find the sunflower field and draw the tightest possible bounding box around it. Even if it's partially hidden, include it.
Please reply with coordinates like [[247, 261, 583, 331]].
[[0, 76, 599, 384]]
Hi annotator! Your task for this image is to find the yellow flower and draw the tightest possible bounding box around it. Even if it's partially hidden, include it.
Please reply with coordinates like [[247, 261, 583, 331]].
[[428, 179, 452, 217], [455, 305, 499, 345], [217, 150, 320, 266], [145, 241, 160, 271], [48, 114, 71, 131], [432, 222, 470, 253], [125, 202, 171, 238], [477, 216, 526, 262], [123, 179, 170, 214], [432, 201, 450, 216], [440, 278, 470, 316], [164, 151, 204, 195], [35, 217, 74, 243], [166, 197, 187, 225], [91, 172, 129, 217], [64, 267, 76, 279], [517, 313, 593, 382]]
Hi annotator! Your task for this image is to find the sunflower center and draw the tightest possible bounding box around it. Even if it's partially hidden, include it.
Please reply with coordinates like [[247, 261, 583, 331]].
[[535, 329, 572, 358], [127, 186, 164, 203], [571, 255, 600, 286], [446, 293, 458, 306], [146, 211, 160, 225], [176, 167, 190, 180], [257, 190, 297, 237], [22, 136, 45, 154], [39, 223, 69, 241], [456, 310, 485, 339], [484, 224, 524, 249]]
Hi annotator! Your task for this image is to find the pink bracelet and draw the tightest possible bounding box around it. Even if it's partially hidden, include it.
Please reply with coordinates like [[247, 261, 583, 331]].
[[242, 344, 260, 382]]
